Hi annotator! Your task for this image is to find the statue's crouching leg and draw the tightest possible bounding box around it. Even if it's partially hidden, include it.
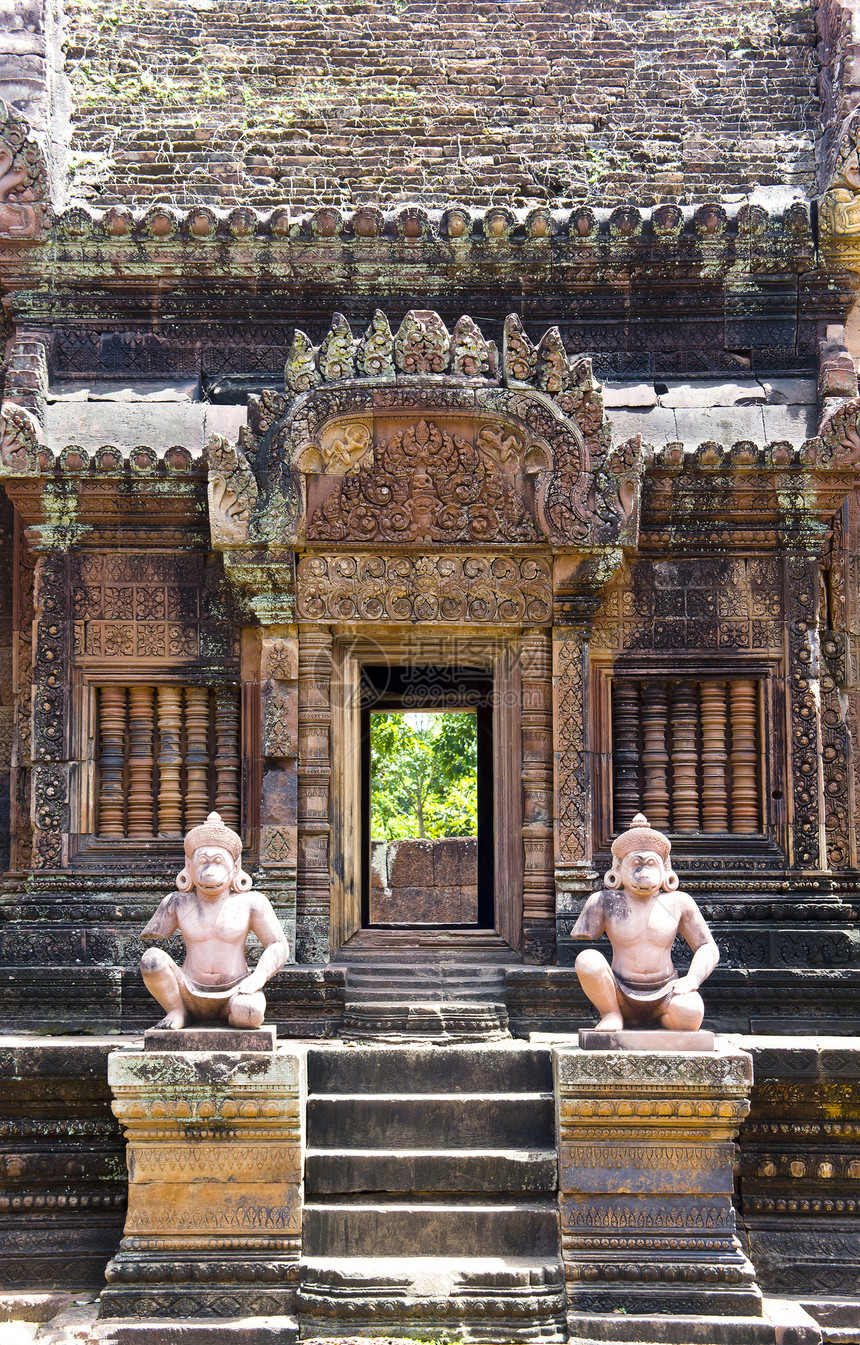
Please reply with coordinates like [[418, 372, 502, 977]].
[[574, 948, 624, 1030], [228, 989, 266, 1029], [660, 989, 705, 1032], [140, 947, 187, 1029]]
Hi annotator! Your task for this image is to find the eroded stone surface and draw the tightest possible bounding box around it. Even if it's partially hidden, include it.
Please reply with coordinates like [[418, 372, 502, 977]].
[[100, 1045, 306, 1321]]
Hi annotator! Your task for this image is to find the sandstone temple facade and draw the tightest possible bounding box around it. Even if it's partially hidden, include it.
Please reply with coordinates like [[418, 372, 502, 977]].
[[1, 0, 860, 1338]]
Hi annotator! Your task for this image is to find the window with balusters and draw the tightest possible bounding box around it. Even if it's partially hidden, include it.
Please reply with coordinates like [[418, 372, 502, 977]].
[[95, 684, 241, 839], [609, 676, 764, 837]]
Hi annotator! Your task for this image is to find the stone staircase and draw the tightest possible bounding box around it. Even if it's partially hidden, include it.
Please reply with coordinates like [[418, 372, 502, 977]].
[[298, 1043, 566, 1340]]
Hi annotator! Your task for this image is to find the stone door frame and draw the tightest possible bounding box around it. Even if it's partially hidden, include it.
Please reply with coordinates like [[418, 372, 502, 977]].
[[325, 625, 525, 957]]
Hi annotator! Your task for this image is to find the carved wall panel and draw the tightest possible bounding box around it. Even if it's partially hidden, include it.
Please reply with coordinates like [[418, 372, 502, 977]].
[[70, 553, 207, 665], [591, 556, 784, 656], [296, 553, 552, 625], [0, 101, 48, 240]]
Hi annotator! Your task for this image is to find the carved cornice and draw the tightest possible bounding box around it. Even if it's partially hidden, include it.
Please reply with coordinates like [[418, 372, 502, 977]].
[[0, 197, 815, 291]]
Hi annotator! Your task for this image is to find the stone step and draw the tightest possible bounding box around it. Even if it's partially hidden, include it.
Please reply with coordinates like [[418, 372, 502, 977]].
[[297, 1255, 567, 1341], [304, 1147, 558, 1195], [302, 1199, 560, 1258], [339, 1000, 510, 1042], [306, 1093, 554, 1149], [307, 1044, 553, 1095]]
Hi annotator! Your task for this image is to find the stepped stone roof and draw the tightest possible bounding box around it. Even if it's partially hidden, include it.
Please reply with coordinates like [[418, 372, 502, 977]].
[[57, 0, 818, 212]]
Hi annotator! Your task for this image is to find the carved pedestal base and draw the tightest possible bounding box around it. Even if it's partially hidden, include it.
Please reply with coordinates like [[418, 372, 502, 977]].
[[99, 1045, 305, 1324], [554, 1045, 762, 1327]]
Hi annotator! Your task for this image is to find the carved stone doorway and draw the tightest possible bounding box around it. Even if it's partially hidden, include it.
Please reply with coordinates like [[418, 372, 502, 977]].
[[327, 629, 524, 958], [359, 665, 495, 931]]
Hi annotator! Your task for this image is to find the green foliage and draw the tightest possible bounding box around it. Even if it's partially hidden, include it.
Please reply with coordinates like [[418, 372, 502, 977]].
[[370, 712, 478, 842]]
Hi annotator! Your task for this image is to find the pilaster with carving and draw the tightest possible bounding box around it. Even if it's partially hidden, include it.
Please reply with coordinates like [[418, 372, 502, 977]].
[[521, 628, 555, 964], [257, 630, 299, 959], [296, 627, 333, 963], [785, 548, 827, 872], [30, 552, 71, 869], [9, 511, 34, 872]]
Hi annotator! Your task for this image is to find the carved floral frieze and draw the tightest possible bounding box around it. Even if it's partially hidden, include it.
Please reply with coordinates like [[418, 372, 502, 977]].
[[296, 553, 553, 624]]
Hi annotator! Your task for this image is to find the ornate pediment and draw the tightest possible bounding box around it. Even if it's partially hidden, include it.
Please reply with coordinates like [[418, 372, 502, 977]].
[[205, 308, 643, 566]]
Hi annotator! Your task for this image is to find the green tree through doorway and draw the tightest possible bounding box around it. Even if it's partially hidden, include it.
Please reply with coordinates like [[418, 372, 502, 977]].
[[370, 711, 478, 842]]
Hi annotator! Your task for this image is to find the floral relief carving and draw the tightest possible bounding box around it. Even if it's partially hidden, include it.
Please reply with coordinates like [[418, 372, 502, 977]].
[[306, 417, 540, 545], [296, 553, 552, 624]]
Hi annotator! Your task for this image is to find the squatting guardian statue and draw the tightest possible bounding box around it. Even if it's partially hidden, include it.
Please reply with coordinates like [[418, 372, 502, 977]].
[[572, 812, 719, 1032], [139, 811, 289, 1030]]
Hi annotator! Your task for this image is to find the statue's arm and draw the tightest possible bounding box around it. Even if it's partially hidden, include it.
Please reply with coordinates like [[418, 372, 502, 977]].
[[677, 894, 719, 991], [140, 893, 181, 942], [242, 893, 290, 994], [571, 892, 606, 940]]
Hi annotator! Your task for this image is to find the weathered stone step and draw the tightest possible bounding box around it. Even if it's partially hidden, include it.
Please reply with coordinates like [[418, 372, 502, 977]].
[[302, 1199, 560, 1257], [305, 1147, 558, 1195], [306, 1092, 554, 1148], [307, 1044, 553, 1095], [339, 1000, 509, 1042], [297, 1255, 567, 1341]]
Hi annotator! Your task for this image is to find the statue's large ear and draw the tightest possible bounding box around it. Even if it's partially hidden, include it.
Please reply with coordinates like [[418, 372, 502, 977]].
[[603, 864, 622, 889], [662, 865, 679, 892], [232, 866, 253, 893], [176, 865, 192, 891]]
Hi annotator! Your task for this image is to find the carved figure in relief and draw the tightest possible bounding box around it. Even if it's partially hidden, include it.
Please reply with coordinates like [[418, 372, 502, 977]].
[[140, 812, 289, 1030], [572, 813, 719, 1031]]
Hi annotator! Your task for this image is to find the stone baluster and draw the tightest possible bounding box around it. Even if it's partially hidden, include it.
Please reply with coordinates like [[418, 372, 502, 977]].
[[641, 681, 670, 830], [213, 687, 241, 832], [156, 686, 183, 836], [183, 687, 211, 827], [670, 681, 699, 832], [126, 686, 155, 836], [700, 680, 729, 833], [729, 679, 759, 832], [98, 685, 128, 837], [612, 680, 641, 830]]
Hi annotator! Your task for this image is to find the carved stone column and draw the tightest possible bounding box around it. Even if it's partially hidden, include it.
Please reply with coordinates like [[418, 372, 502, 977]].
[[30, 552, 71, 870], [9, 512, 35, 872], [259, 628, 299, 961], [296, 626, 333, 964], [785, 547, 827, 872], [552, 554, 621, 960], [521, 628, 555, 964], [553, 625, 594, 956]]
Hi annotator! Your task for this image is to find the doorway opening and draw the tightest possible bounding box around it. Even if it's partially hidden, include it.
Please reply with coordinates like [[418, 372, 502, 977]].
[[360, 666, 494, 929]]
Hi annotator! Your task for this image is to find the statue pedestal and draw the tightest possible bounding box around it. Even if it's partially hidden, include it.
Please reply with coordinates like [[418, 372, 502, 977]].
[[554, 1043, 765, 1338], [99, 1042, 305, 1334]]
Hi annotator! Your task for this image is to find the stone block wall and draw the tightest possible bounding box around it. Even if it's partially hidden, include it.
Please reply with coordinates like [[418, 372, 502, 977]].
[[370, 837, 478, 924], [59, 0, 817, 210]]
